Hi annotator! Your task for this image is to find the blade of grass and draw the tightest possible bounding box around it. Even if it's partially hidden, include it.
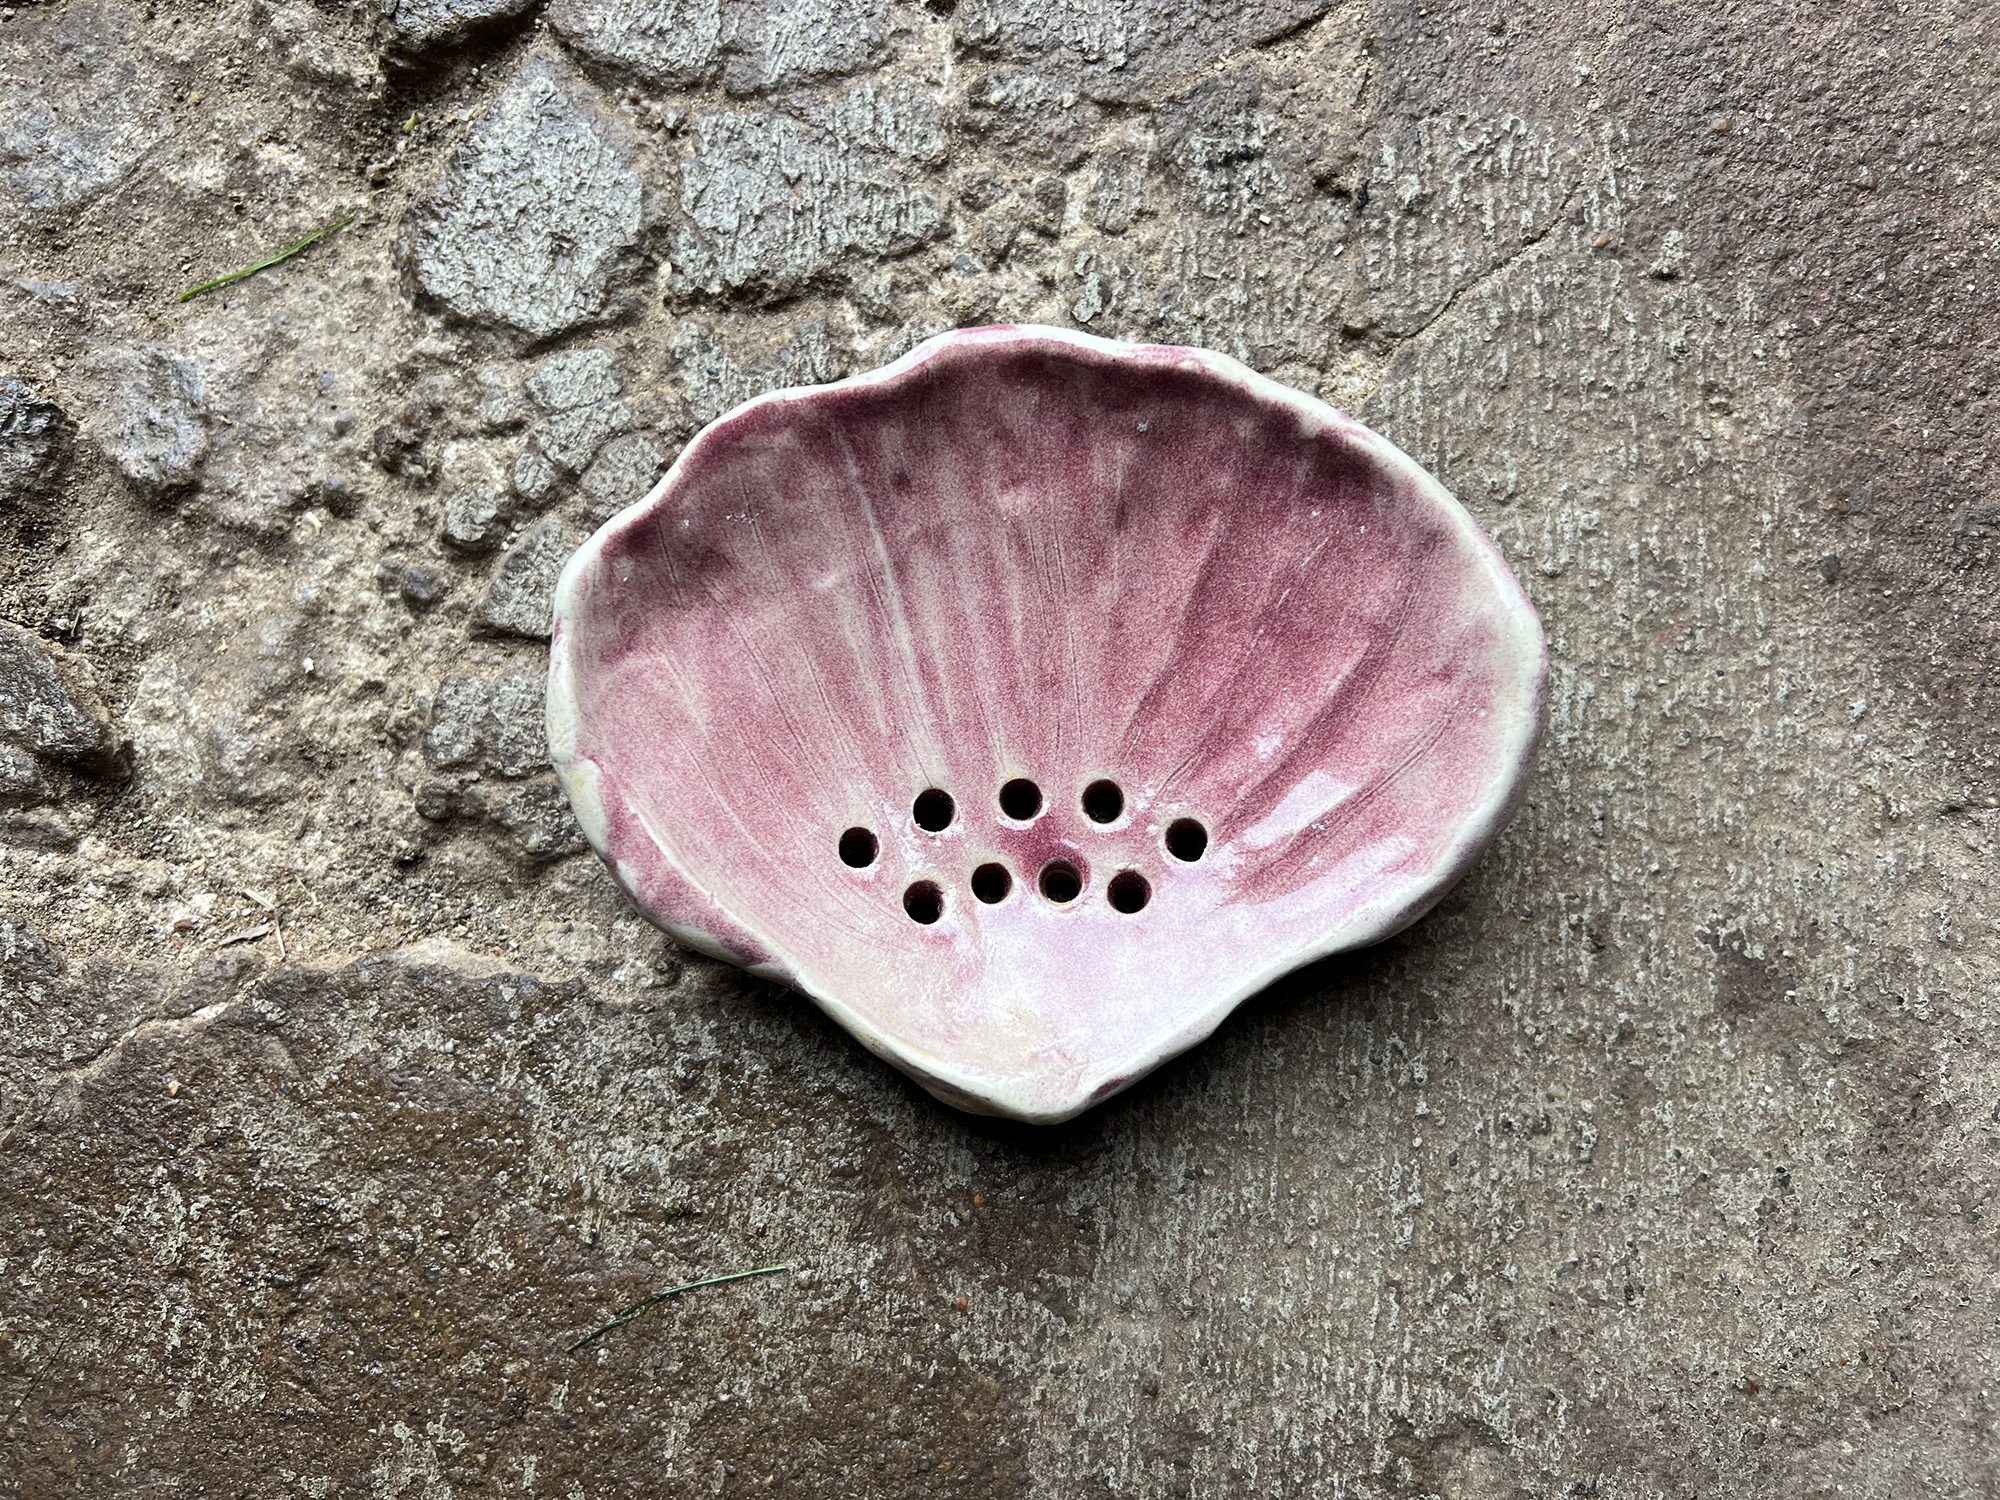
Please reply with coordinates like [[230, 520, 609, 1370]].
[[176, 212, 356, 304], [565, 1263, 791, 1353]]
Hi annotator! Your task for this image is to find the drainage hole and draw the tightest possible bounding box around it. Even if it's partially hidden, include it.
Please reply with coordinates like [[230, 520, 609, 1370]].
[[971, 862, 1013, 904], [1081, 779, 1124, 824], [1164, 817, 1209, 862], [1038, 859, 1083, 905], [1106, 870, 1151, 914], [912, 788, 956, 832], [838, 827, 879, 868], [903, 880, 944, 925], [998, 777, 1043, 821]]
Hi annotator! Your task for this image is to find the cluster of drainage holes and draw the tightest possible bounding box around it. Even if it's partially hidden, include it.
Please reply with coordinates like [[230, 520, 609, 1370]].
[[840, 778, 1211, 926]]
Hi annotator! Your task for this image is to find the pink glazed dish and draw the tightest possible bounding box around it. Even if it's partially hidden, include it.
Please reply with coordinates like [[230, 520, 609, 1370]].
[[547, 325, 1546, 1123]]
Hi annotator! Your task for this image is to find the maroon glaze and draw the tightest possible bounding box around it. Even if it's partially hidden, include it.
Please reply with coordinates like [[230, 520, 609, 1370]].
[[548, 326, 1547, 1123]]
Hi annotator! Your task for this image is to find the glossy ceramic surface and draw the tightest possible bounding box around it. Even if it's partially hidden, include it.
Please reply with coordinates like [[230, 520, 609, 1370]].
[[549, 325, 1546, 1122]]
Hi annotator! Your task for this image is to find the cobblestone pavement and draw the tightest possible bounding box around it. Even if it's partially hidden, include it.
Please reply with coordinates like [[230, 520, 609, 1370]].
[[1, 1, 1996, 1495]]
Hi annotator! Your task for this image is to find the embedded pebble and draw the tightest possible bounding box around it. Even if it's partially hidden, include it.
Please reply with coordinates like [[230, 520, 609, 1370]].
[[475, 518, 574, 638], [0, 622, 125, 777], [91, 346, 208, 496], [0, 378, 74, 507]]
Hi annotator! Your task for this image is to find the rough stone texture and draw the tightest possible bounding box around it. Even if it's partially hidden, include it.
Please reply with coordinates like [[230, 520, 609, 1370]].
[[674, 80, 947, 297], [959, 0, 1331, 104], [0, 621, 125, 777], [524, 346, 624, 412], [719, 0, 891, 96], [475, 517, 573, 638], [402, 48, 646, 339], [549, 0, 725, 87], [579, 431, 668, 520], [424, 670, 551, 779], [0, 378, 72, 508], [379, 0, 539, 54], [2, 0, 1997, 1495], [532, 396, 631, 473], [89, 345, 208, 496], [0, 2, 167, 216], [550, 0, 890, 94]]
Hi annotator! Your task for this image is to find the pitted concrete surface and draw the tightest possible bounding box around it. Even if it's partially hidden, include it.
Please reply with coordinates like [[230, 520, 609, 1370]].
[[0, 2, 1995, 1496]]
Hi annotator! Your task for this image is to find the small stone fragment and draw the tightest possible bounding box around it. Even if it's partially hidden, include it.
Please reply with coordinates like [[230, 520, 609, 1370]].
[[525, 348, 623, 411], [549, 0, 723, 87], [474, 365, 530, 432], [0, 378, 74, 507], [486, 674, 549, 778], [0, 11, 169, 215], [424, 674, 491, 768], [580, 432, 667, 520], [511, 448, 561, 504], [0, 743, 49, 807], [476, 518, 573, 639], [92, 347, 208, 495], [1648, 229, 1689, 281], [675, 89, 944, 295], [674, 319, 847, 425], [380, 0, 538, 52], [442, 487, 507, 551], [0, 622, 126, 777], [1819, 553, 1841, 584], [719, 0, 888, 95], [413, 776, 461, 823], [535, 399, 631, 473], [423, 671, 547, 777], [403, 49, 645, 339], [400, 565, 448, 610], [491, 777, 589, 859], [955, 0, 1329, 105], [0, 810, 76, 852]]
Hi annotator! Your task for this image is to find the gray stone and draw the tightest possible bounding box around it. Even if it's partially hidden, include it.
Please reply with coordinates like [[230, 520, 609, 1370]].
[[524, 347, 623, 411], [0, 3, 167, 214], [674, 83, 945, 296], [485, 674, 549, 779], [403, 49, 645, 339], [534, 398, 631, 473], [441, 485, 507, 551], [91, 346, 208, 495], [0, 378, 73, 507], [719, 0, 888, 94], [958, 69, 1104, 170], [579, 432, 667, 520], [0, 622, 125, 777], [271, 4, 379, 89], [473, 365, 529, 432], [412, 774, 462, 822], [0, 743, 48, 807], [423, 671, 547, 776], [422, 673, 490, 769], [490, 777, 588, 858], [509, 446, 560, 504], [674, 318, 846, 425], [475, 518, 572, 638], [789, 76, 948, 164], [549, 0, 722, 86], [379, 0, 538, 52], [0, 809, 75, 851], [956, 0, 1329, 104], [399, 563, 447, 610]]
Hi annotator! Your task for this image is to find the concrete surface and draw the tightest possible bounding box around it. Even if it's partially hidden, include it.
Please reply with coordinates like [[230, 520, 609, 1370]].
[[0, 0, 1996, 1495]]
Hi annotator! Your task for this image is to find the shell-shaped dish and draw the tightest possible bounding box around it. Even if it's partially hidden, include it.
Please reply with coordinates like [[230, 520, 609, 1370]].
[[549, 325, 1546, 1123]]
